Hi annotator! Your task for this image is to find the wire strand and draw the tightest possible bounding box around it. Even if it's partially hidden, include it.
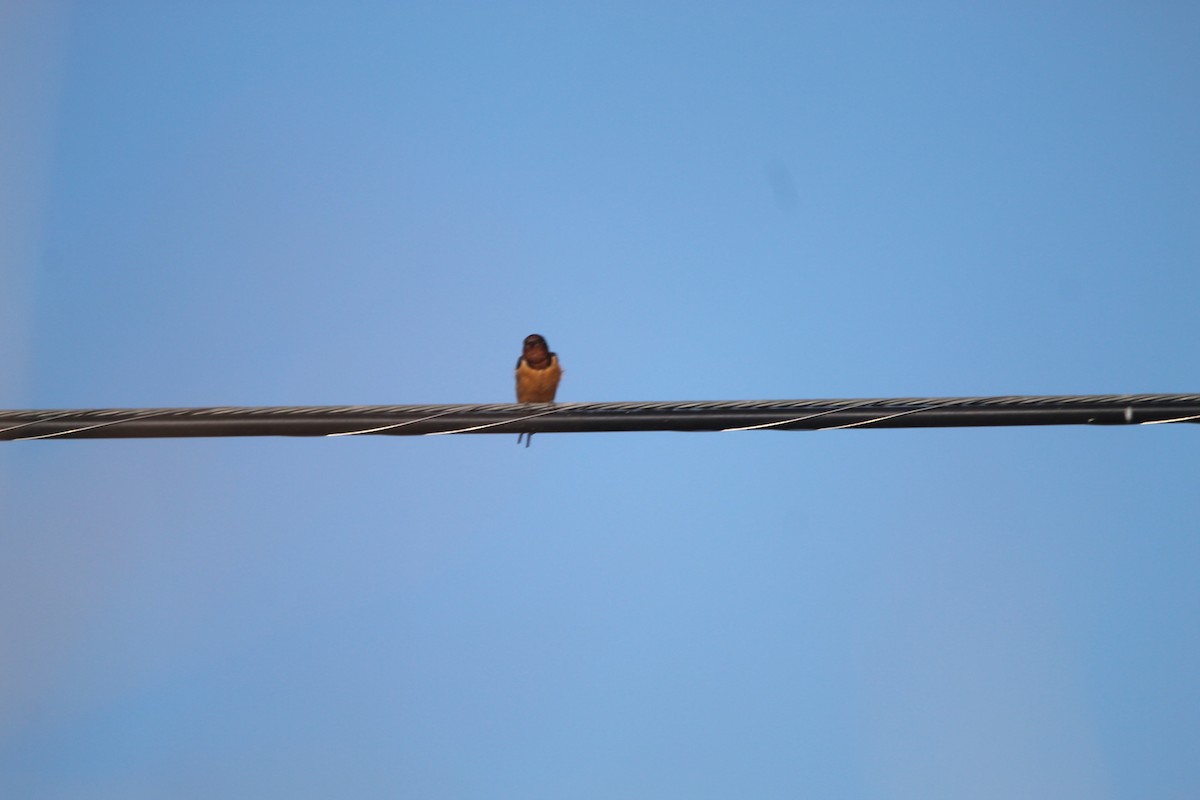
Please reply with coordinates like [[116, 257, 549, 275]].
[[1, 394, 1197, 441]]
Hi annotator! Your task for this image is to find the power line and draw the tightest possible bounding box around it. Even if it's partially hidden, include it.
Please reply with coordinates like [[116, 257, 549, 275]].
[[1, 394, 1197, 441]]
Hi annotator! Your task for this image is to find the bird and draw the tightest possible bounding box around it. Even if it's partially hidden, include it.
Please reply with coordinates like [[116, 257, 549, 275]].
[[514, 333, 562, 447]]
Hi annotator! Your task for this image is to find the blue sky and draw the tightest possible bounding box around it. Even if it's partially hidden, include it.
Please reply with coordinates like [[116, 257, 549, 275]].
[[2, 2, 1198, 797]]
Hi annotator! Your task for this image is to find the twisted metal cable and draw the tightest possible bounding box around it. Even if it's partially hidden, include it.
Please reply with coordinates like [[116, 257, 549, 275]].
[[1, 394, 1198, 441]]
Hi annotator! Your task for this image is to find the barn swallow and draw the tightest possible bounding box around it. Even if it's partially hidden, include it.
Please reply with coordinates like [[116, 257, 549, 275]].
[[515, 333, 562, 447]]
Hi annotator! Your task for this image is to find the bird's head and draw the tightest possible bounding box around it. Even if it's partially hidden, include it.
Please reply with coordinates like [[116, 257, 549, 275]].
[[522, 334, 551, 367]]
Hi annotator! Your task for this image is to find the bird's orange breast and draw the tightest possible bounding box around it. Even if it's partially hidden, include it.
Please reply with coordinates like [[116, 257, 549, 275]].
[[515, 355, 562, 403]]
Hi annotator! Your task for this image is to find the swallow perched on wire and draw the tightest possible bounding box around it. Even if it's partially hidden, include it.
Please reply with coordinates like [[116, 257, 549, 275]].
[[515, 333, 562, 447]]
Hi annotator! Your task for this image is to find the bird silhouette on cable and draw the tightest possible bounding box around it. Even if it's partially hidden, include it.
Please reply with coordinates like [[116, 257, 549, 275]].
[[514, 333, 562, 447]]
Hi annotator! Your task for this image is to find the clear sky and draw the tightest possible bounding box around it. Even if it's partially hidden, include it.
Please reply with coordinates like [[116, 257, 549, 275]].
[[2, 2, 1199, 797]]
